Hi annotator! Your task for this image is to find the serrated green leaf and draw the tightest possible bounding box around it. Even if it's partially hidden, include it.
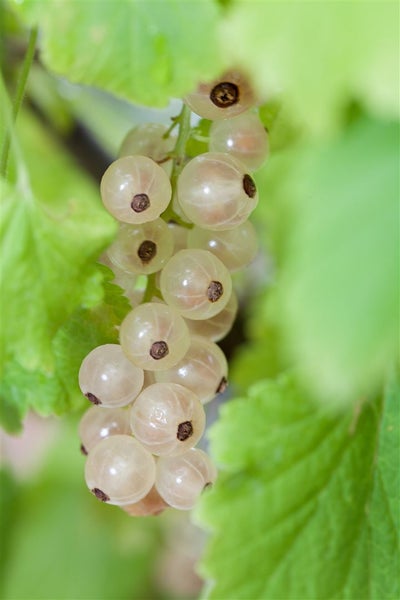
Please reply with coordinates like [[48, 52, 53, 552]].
[[266, 116, 398, 404], [196, 373, 400, 600], [0, 109, 116, 429], [0, 265, 131, 428], [12, 0, 223, 107], [0, 360, 67, 426], [220, 1, 398, 134], [0, 110, 115, 372]]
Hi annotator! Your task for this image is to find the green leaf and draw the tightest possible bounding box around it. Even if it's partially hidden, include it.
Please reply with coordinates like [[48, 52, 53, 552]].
[[266, 116, 398, 404], [0, 110, 115, 372], [0, 468, 21, 597], [1, 420, 164, 600], [0, 109, 116, 429], [52, 268, 132, 414], [12, 0, 223, 107], [196, 373, 400, 599], [0, 266, 131, 429], [220, 1, 398, 134]]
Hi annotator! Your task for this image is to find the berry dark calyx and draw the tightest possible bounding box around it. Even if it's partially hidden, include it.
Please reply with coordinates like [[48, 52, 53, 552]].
[[216, 376, 228, 394], [131, 193, 150, 213], [80, 443, 88, 456], [210, 82, 239, 108], [85, 392, 101, 405], [243, 174, 256, 198], [177, 420, 193, 441], [92, 488, 110, 502], [150, 340, 169, 360], [207, 280, 223, 302], [138, 240, 157, 263]]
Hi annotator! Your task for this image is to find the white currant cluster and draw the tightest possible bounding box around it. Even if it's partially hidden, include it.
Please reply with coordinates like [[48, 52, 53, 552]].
[[78, 71, 269, 516]]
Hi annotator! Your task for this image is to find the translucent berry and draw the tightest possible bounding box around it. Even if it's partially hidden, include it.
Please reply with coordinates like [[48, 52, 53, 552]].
[[79, 344, 144, 408], [184, 71, 256, 120], [155, 448, 217, 510], [154, 335, 228, 403], [187, 221, 258, 272], [177, 152, 258, 230], [107, 219, 174, 275], [119, 123, 175, 175], [130, 383, 205, 456], [120, 302, 190, 370], [209, 111, 269, 171], [78, 406, 131, 454], [160, 249, 232, 320], [100, 155, 171, 224], [84, 434, 156, 505], [121, 486, 168, 517], [185, 290, 238, 342]]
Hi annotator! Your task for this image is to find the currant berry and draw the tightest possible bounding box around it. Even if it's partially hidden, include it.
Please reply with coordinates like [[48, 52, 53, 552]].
[[119, 123, 175, 176], [155, 448, 217, 510], [78, 406, 131, 455], [184, 70, 256, 120], [121, 486, 168, 517], [209, 111, 269, 171], [79, 344, 144, 408], [130, 383, 205, 456], [185, 290, 238, 342], [107, 219, 174, 275], [159, 249, 232, 320], [177, 152, 258, 230], [154, 335, 228, 404], [84, 434, 156, 505], [120, 302, 190, 370], [187, 221, 258, 272], [100, 155, 171, 224]]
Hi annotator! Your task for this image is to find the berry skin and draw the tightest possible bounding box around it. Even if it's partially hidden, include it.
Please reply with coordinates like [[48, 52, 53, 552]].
[[154, 335, 228, 404], [177, 152, 258, 231], [119, 123, 175, 176], [160, 249, 232, 320], [187, 221, 258, 272], [84, 435, 156, 505], [209, 111, 269, 171], [185, 290, 238, 342], [100, 155, 171, 224], [184, 70, 256, 120], [78, 406, 131, 455], [155, 448, 217, 510], [121, 486, 168, 517], [78, 344, 144, 408], [119, 302, 190, 370], [130, 382, 206, 456], [107, 219, 174, 275]]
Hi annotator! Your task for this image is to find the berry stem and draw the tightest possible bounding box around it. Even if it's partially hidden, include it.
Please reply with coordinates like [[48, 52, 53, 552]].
[[0, 26, 38, 179], [142, 273, 162, 304], [160, 103, 193, 228]]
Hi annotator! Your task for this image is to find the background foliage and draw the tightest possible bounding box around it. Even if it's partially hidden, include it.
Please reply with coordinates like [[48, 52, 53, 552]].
[[0, 1, 398, 599]]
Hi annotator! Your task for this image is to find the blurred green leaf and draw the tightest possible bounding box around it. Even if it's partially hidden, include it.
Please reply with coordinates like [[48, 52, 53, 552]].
[[0, 109, 116, 429], [12, 0, 223, 107], [220, 1, 398, 134], [186, 118, 211, 158], [1, 421, 164, 600], [267, 116, 398, 404], [197, 373, 400, 599], [0, 468, 21, 597]]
